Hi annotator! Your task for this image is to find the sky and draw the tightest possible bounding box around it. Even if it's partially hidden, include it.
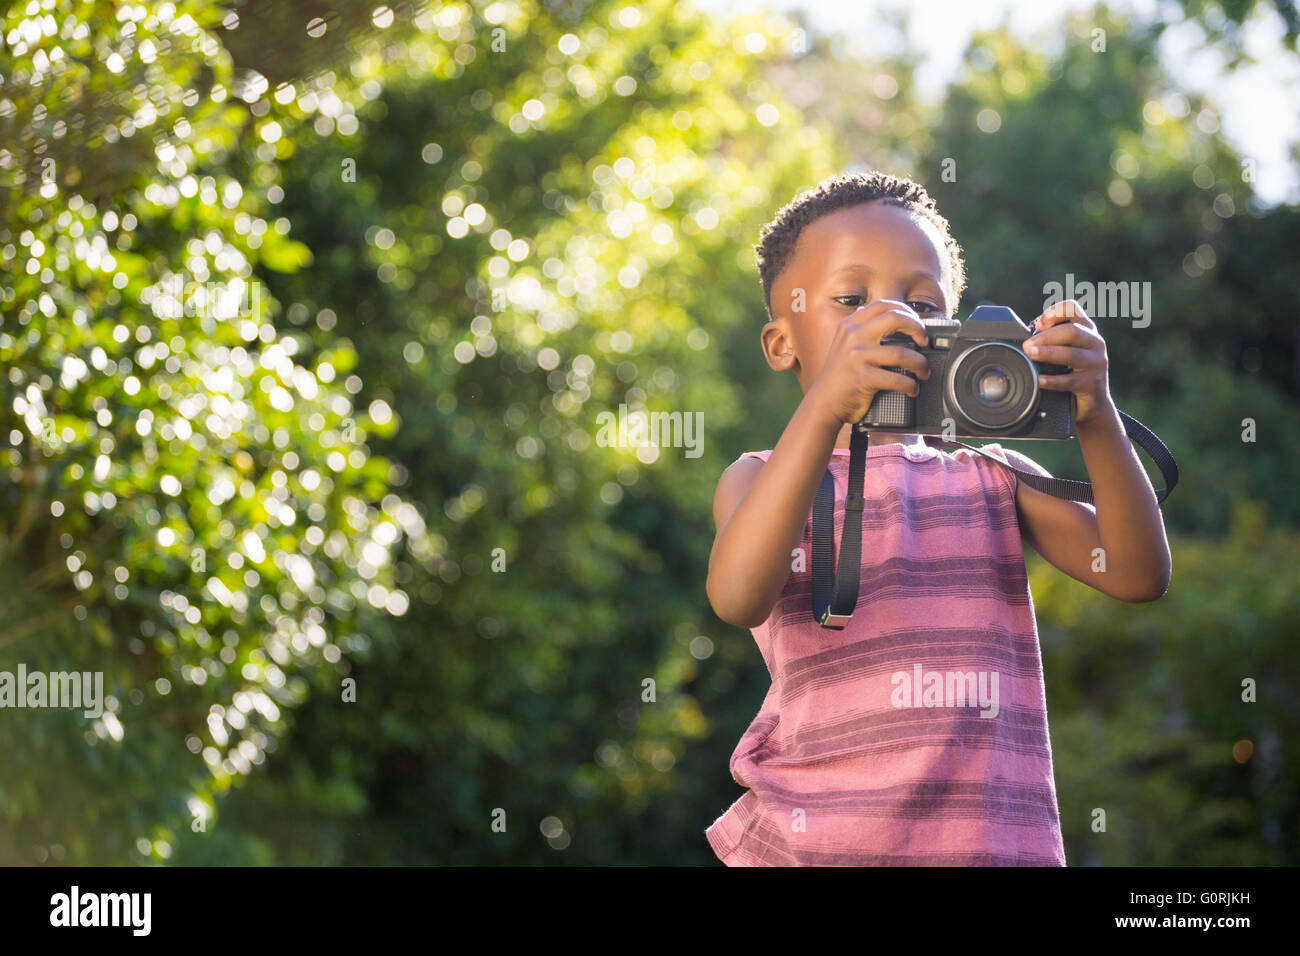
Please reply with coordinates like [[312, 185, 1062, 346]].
[[689, 0, 1300, 207]]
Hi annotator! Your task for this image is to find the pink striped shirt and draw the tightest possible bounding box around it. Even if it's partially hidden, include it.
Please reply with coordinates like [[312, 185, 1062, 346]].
[[705, 440, 1066, 865]]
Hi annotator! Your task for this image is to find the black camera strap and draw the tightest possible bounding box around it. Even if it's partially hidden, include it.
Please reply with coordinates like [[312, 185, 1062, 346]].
[[812, 424, 871, 629], [811, 408, 1178, 629], [929, 408, 1179, 505]]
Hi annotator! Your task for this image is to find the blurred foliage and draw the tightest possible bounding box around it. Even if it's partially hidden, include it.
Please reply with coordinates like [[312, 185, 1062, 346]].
[[0, 0, 1295, 866], [1164, 0, 1300, 61], [1036, 499, 1298, 865], [168, 0, 838, 865], [0, 0, 420, 863], [922, 7, 1300, 534]]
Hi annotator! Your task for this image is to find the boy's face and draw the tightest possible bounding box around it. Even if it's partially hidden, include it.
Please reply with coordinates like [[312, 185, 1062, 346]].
[[763, 199, 954, 392]]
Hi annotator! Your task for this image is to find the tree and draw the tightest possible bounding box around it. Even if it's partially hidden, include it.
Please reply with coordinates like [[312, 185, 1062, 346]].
[[166, 0, 853, 863], [0, 0, 415, 863], [919, 6, 1300, 534]]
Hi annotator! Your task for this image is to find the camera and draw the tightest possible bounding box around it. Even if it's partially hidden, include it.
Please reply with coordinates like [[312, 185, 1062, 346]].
[[862, 304, 1075, 439]]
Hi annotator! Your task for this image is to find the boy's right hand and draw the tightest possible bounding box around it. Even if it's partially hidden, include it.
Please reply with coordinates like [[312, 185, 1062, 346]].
[[808, 299, 933, 426]]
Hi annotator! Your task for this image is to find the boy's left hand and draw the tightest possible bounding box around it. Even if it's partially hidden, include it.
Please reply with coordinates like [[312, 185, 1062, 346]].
[[1023, 299, 1114, 426]]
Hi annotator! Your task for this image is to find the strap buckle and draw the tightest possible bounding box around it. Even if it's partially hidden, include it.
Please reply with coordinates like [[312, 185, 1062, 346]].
[[819, 609, 853, 629]]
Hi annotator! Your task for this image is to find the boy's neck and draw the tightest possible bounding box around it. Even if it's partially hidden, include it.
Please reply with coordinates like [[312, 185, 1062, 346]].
[[832, 423, 923, 450]]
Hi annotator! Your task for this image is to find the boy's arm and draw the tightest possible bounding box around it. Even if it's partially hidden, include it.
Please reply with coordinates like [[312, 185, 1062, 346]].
[[1010, 298, 1172, 602], [1001, 401, 1171, 602], [706, 386, 842, 629], [708, 300, 933, 627]]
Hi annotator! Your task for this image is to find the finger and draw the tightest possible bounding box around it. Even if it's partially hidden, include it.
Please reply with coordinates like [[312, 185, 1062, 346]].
[[1034, 299, 1096, 331], [1027, 322, 1096, 347], [1036, 371, 1087, 391], [1023, 342, 1102, 369], [1041, 299, 1092, 325], [853, 299, 919, 325], [875, 344, 932, 379], [868, 366, 920, 395], [877, 369, 922, 396], [864, 301, 928, 347], [844, 303, 915, 345]]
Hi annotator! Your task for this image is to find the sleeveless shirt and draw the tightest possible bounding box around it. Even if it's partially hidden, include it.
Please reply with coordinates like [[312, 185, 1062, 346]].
[[704, 440, 1066, 865]]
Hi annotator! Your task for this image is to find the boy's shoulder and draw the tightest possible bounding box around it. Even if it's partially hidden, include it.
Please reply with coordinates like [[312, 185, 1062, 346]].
[[712, 453, 766, 528], [718, 451, 768, 481], [982, 444, 1053, 478]]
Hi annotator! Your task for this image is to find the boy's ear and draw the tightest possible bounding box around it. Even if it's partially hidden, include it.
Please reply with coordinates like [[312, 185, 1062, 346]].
[[761, 319, 797, 372]]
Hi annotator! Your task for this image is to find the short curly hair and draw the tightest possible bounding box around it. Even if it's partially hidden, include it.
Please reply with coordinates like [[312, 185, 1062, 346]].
[[755, 171, 966, 322]]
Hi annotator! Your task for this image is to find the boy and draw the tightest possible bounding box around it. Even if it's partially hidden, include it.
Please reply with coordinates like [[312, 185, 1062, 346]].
[[704, 171, 1171, 865]]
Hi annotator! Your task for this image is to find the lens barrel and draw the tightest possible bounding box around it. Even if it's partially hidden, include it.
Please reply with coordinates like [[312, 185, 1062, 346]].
[[946, 341, 1039, 430]]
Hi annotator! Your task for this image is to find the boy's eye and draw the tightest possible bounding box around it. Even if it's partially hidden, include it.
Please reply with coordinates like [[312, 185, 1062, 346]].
[[833, 295, 939, 314]]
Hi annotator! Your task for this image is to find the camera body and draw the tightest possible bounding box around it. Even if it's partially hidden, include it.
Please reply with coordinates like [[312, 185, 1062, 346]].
[[862, 304, 1075, 439]]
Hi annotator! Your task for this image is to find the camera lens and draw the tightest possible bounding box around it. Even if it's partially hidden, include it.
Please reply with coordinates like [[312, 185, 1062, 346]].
[[946, 342, 1038, 430], [976, 367, 1011, 403]]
